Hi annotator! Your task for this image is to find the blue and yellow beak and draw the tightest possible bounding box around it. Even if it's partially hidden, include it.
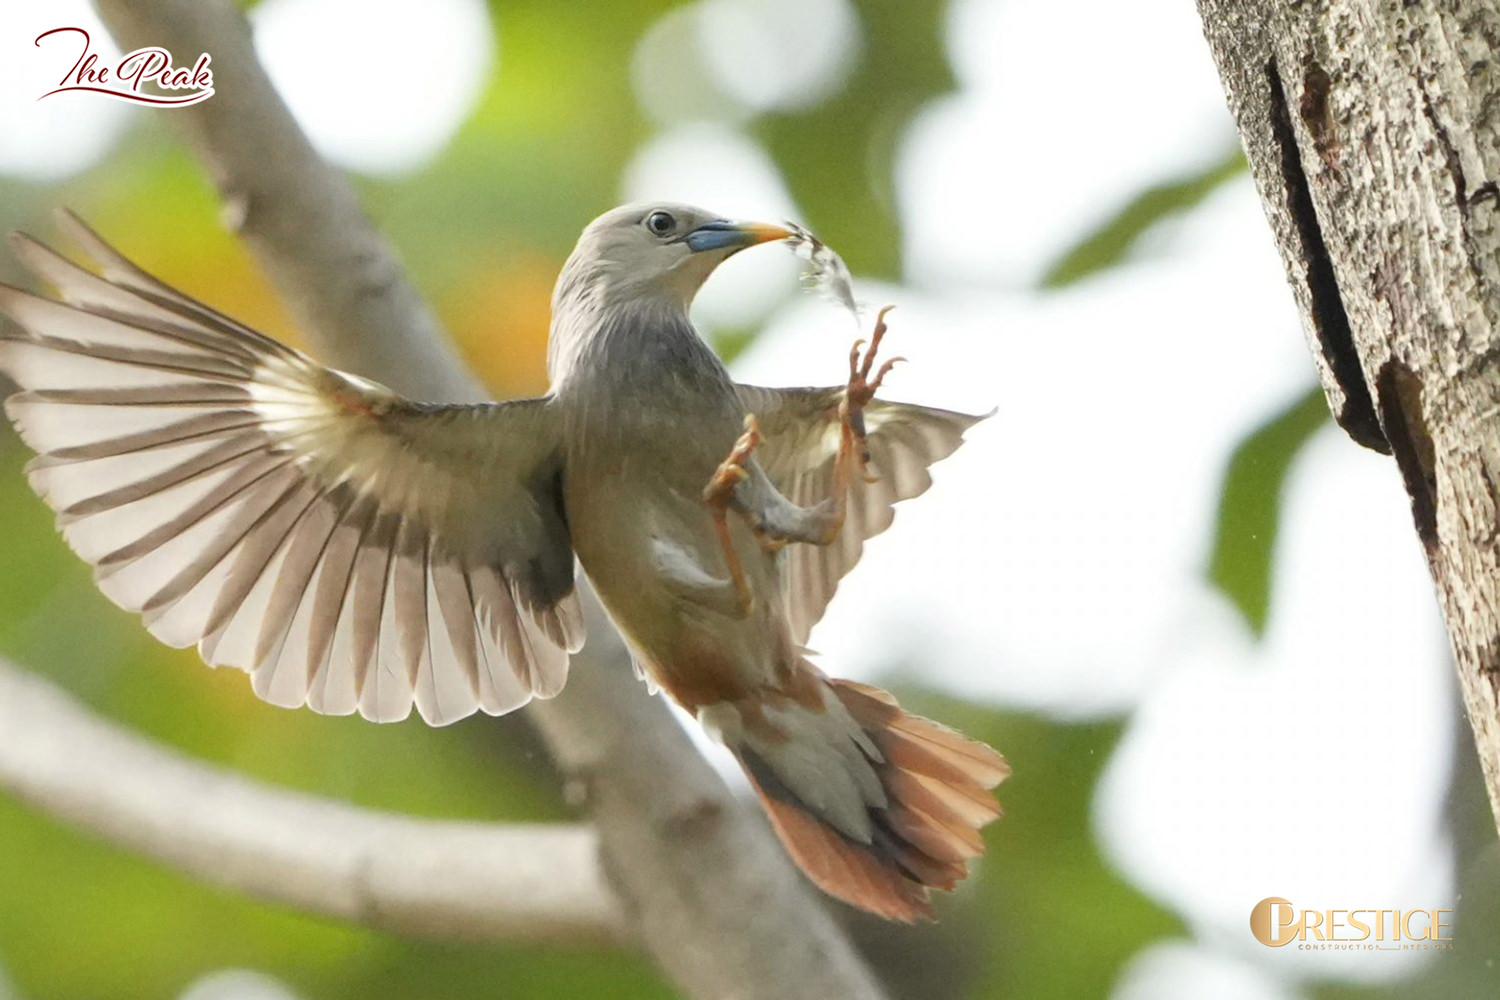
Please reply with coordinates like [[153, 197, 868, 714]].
[[684, 220, 794, 253]]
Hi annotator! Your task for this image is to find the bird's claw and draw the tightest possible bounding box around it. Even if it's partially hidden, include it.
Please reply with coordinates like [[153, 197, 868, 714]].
[[840, 304, 903, 475], [703, 413, 763, 508], [712, 414, 799, 551], [754, 531, 790, 553], [702, 414, 765, 616]]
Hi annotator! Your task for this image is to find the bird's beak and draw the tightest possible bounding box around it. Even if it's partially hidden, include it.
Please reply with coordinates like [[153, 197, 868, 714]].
[[684, 220, 794, 254]]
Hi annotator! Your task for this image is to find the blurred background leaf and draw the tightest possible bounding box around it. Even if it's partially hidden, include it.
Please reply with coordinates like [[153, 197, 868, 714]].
[[1207, 385, 1329, 637], [757, 0, 954, 278], [1040, 146, 1246, 289]]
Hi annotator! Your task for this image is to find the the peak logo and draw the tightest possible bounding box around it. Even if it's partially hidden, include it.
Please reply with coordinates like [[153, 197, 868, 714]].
[[34, 27, 214, 107], [1250, 896, 1454, 951]]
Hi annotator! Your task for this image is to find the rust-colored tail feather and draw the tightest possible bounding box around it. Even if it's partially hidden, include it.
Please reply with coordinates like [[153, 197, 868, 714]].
[[740, 679, 1009, 921]]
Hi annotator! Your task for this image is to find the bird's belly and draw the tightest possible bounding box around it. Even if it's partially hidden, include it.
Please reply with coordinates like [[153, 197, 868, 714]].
[[565, 464, 787, 710]]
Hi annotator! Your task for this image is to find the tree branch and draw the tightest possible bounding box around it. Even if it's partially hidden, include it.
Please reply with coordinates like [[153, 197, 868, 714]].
[[96, 0, 486, 405], [73, 1, 887, 996], [0, 657, 622, 944]]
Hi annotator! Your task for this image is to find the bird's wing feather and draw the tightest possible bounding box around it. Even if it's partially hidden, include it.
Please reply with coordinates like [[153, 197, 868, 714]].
[[0, 218, 582, 726], [736, 384, 984, 646]]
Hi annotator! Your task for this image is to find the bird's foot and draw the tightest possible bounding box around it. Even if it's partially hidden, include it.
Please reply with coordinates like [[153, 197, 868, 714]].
[[703, 414, 762, 510], [841, 305, 904, 482], [701, 414, 764, 615]]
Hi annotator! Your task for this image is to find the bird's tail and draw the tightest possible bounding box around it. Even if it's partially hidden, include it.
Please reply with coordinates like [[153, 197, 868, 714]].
[[723, 671, 1008, 921]]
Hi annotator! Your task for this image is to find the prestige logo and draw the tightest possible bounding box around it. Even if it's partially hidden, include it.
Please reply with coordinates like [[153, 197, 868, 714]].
[[1250, 896, 1454, 951], [34, 27, 214, 107]]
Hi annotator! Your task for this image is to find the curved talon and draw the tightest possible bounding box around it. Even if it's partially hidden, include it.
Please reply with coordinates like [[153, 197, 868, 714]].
[[777, 304, 907, 557], [869, 356, 905, 392], [860, 305, 896, 377], [844, 305, 903, 416], [705, 416, 762, 503], [826, 304, 905, 508], [847, 338, 867, 378], [752, 528, 790, 553]]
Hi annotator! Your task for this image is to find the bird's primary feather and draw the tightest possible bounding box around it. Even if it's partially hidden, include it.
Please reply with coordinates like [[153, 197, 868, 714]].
[[0, 216, 581, 727]]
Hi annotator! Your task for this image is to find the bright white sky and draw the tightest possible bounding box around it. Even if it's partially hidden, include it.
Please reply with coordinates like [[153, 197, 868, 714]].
[[0, 0, 1457, 997]]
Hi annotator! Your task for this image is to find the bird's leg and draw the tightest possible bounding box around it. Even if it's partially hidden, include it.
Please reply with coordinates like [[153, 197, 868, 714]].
[[704, 308, 905, 568], [819, 304, 904, 542], [702, 414, 764, 615]]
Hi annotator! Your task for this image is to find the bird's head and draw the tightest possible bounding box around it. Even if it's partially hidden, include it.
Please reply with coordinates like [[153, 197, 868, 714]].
[[554, 202, 792, 313]]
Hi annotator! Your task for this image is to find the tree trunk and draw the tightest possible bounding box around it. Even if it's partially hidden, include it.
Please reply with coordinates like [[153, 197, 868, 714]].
[[1195, 0, 1500, 827]]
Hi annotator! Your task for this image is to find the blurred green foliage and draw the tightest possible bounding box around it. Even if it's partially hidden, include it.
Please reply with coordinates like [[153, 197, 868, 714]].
[[1208, 386, 1329, 636], [756, 0, 954, 277], [918, 699, 1183, 1000], [1039, 147, 1247, 289]]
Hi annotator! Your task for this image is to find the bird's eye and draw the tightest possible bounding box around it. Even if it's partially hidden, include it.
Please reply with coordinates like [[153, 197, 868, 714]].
[[645, 211, 676, 237]]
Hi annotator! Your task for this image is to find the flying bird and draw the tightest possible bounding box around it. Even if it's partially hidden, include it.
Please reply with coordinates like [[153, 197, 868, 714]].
[[0, 204, 1007, 921]]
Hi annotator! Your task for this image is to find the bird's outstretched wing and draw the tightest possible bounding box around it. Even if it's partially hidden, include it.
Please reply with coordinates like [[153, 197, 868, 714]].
[[0, 218, 582, 726], [736, 384, 984, 646]]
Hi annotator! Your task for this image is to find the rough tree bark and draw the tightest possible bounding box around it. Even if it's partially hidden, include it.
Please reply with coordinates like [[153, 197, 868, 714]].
[[4, 1, 890, 997], [1196, 1, 1500, 825]]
